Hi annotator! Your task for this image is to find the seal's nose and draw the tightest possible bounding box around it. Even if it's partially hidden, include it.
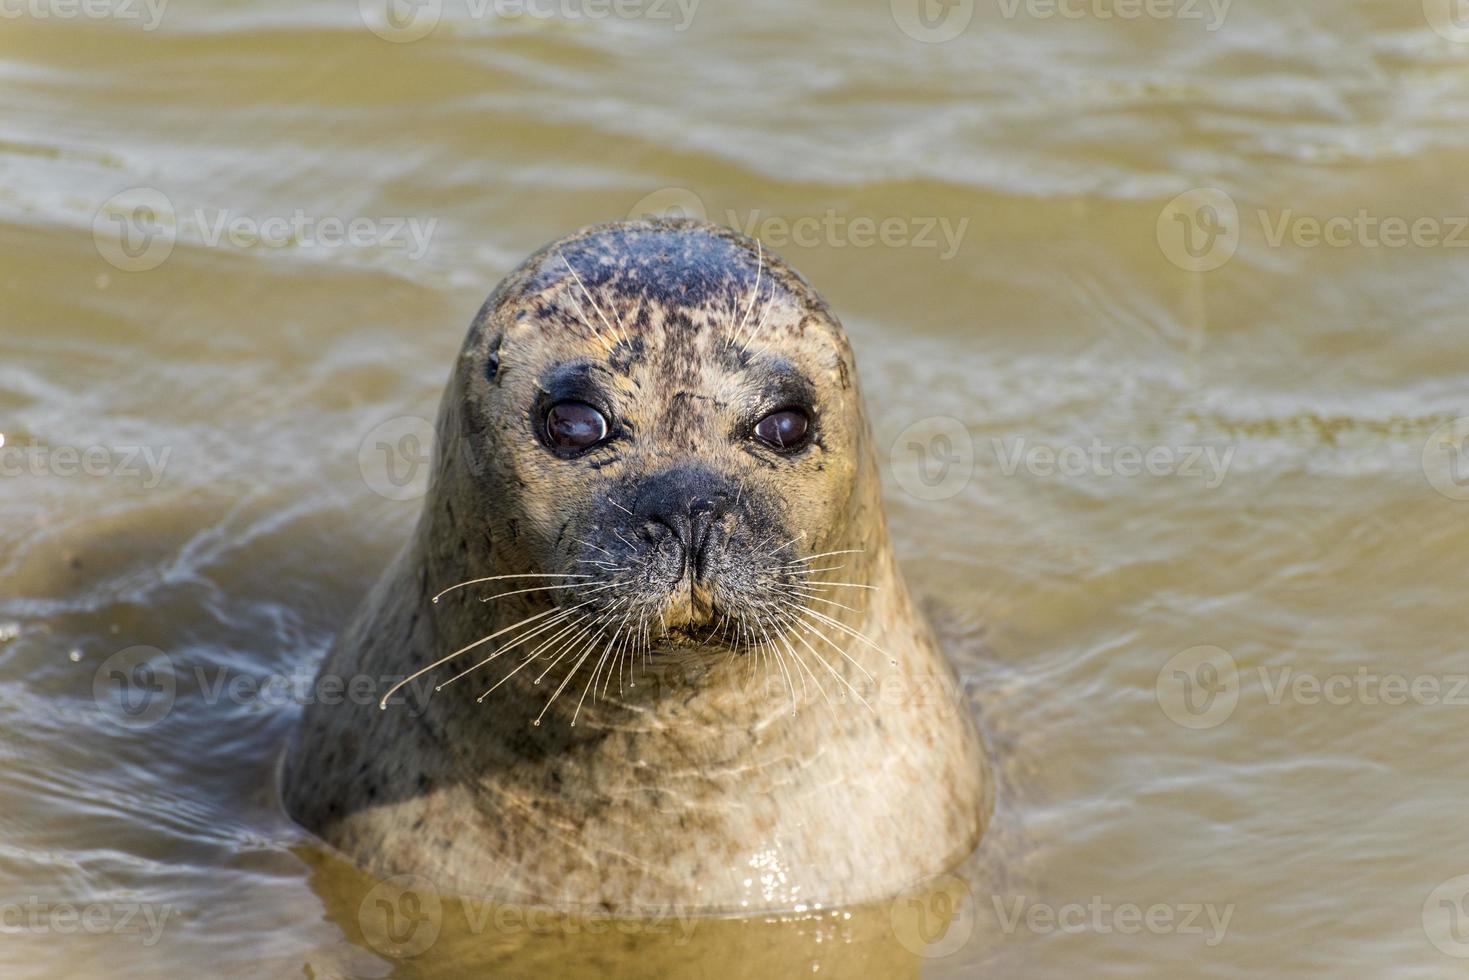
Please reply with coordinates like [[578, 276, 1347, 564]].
[[633, 469, 733, 579], [645, 494, 729, 578]]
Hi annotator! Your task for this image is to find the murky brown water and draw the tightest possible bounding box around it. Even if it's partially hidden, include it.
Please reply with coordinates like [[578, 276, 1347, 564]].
[[5, 0, 1469, 975]]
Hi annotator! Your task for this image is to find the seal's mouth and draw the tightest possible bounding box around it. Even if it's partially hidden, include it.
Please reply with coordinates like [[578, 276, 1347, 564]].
[[660, 575, 719, 630]]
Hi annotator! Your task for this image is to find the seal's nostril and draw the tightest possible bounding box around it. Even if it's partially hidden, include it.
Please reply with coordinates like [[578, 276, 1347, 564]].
[[689, 497, 718, 517]]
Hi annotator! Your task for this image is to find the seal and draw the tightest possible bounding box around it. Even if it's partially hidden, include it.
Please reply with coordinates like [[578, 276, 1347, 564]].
[[284, 219, 990, 913]]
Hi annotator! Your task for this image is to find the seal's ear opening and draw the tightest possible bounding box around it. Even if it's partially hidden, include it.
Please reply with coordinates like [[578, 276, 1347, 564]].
[[484, 332, 503, 381]]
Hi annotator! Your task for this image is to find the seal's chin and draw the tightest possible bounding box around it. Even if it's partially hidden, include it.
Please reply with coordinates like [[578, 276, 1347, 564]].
[[660, 623, 719, 648]]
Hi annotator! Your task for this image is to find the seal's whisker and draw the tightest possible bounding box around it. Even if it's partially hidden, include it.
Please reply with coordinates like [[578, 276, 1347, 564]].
[[455, 587, 629, 689], [628, 614, 644, 693], [753, 617, 772, 690], [560, 282, 615, 353], [773, 584, 864, 615], [432, 573, 590, 604], [554, 579, 627, 601], [435, 604, 591, 690], [730, 238, 763, 348], [601, 610, 637, 699], [774, 610, 814, 703], [797, 580, 878, 591], [798, 607, 894, 669], [625, 609, 652, 694], [609, 608, 640, 698], [785, 549, 865, 565], [770, 606, 873, 711], [786, 609, 879, 683], [532, 620, 595, 686], [577, 605, 632, 720], [765, 609, 830, 711], [378, 602, 588, 708], [608, 496, 635, 517], [762, 531, 806, 559], [479, 581, 619, 603], [537, 616, 622, 726], [475, 612, 591, 704], [700, 610, 727, 645], [733, 473, 750, 510], [752, 611, 797, 714], [573, 537, 615, 557], [560, 252, 627, 349], [741, 282, 779, 356]]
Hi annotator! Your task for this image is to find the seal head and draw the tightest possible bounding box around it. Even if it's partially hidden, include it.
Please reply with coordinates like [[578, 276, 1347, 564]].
[[445, 220, 861, 668]]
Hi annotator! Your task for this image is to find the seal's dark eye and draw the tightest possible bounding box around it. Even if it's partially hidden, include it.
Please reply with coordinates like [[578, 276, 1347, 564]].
[[545, 401, 608, 452], [753, 408, 810, 451]]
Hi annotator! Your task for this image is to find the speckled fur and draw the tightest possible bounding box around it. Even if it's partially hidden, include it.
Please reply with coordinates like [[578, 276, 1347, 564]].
[[284, 220, 990, 912]]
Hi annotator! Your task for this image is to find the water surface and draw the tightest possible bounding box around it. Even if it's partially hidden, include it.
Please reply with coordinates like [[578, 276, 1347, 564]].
[[3, 1, 1469, 975]]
